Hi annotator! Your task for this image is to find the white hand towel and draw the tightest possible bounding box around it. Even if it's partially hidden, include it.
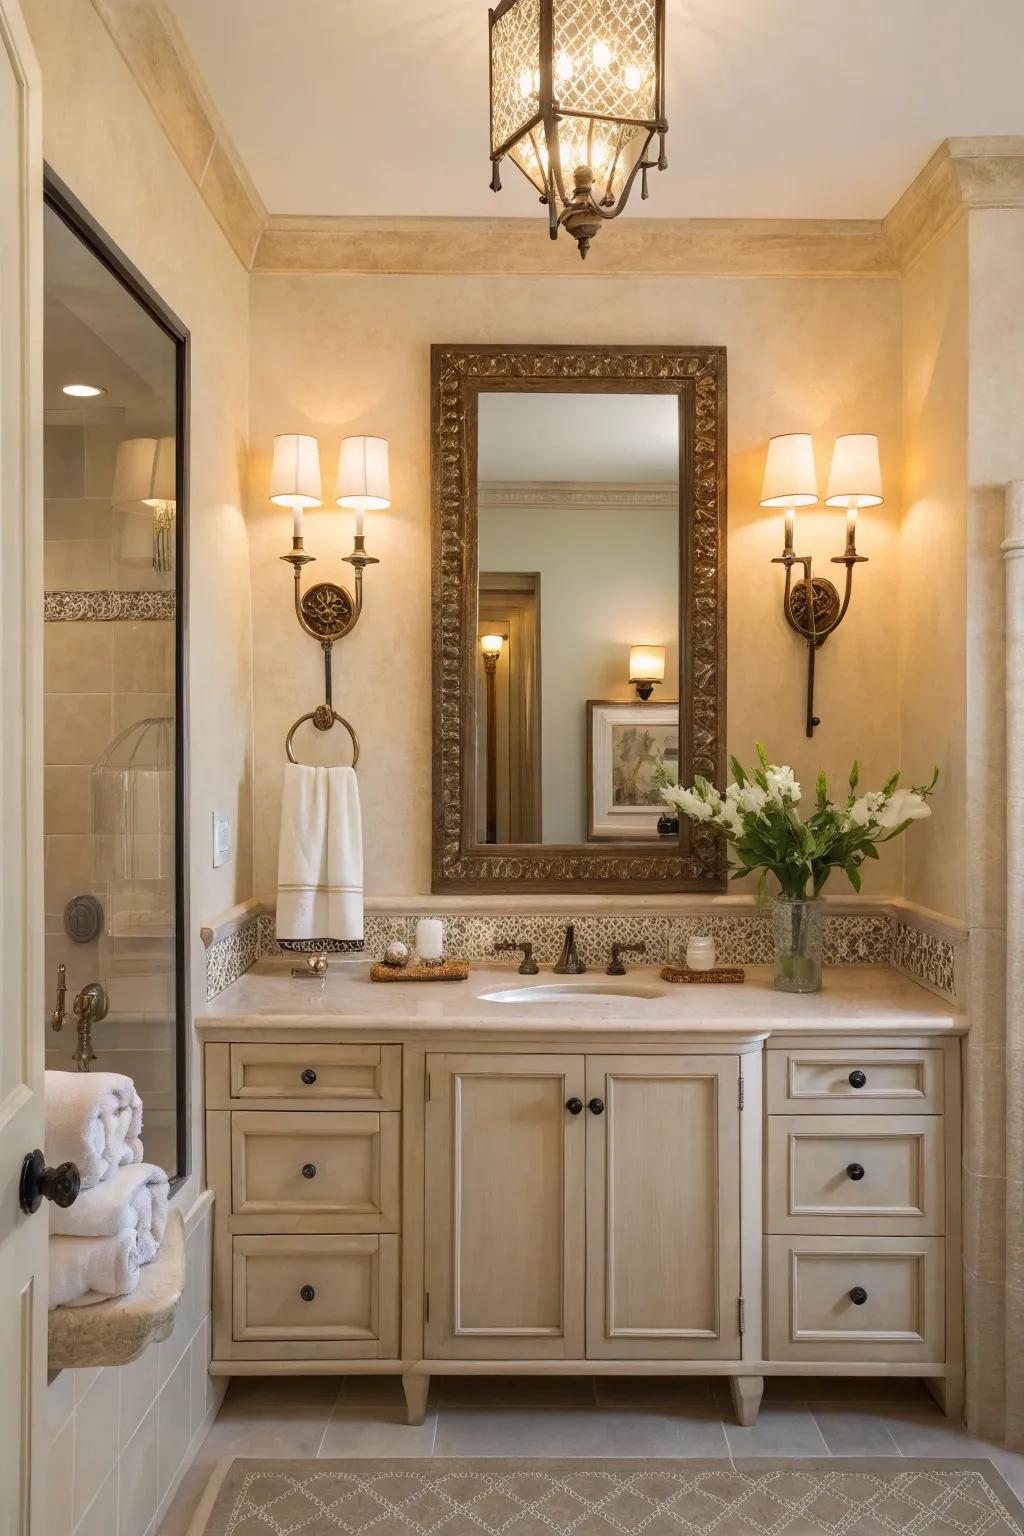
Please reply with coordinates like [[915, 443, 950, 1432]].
[[44, 1071, 144, 1189], [48, 1230, 141, 1309], [276, 764, 363, 943], [49, 1162, 169, 1264]]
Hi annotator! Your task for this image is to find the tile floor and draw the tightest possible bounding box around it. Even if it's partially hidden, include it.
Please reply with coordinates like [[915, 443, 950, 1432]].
[[156, 1375, 1024, 1536]]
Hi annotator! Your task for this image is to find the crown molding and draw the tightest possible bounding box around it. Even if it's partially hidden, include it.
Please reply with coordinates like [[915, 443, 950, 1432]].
[[479, 480, 678, 511], [88, 0, 266, 268], [884, 136, 1024, 271]]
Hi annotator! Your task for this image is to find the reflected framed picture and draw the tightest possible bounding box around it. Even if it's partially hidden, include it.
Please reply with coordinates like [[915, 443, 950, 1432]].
[[587, 701, 680, 841]]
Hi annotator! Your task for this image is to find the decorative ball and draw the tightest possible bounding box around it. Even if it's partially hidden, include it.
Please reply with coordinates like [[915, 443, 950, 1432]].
[[382, 941, 410, 968]]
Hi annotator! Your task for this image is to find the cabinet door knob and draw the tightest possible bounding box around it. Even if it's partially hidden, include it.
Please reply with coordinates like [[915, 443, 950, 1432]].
[[300, 1284, 316, 1302], [847, 1162, 865, 1181], [588, 1098, 605, 1115], [302, 1163, 317, 1180], [565, 1097, 584, 1115], [849, 1285, 868, 1306], [301, 1068, 317, 1085], [848, 1069, 867, 1089]]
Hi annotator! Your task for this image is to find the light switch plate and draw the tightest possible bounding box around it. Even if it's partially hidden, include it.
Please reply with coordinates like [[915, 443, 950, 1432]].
[[212, 809, 232, 869]]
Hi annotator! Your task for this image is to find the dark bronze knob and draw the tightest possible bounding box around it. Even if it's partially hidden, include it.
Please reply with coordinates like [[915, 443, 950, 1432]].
[[301, 1068, 317, 1085], [300, 1284, 315, 1302], [588, 1098, 605, 1115], [302, 1163, 317, 1180], [847, 1163, 865, 1181], [848, 1069, 867, 1089], [566, 1097, 584, 1115], [850, 1286, 868, 1306], [19, 1150, 80, 1215]]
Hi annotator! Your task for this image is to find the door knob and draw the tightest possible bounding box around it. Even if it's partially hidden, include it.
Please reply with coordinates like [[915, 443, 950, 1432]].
[[588, 1098, 605, 1115], [847, 1163, 865, 1181], [565, 1097, 584, 1115], [849, 1286, 868, 1306], [848, 1069, 867, 1089], [19, 1150, 80, 1215]]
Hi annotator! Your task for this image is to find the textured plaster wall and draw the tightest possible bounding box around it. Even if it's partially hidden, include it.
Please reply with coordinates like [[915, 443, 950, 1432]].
[[248, 271, 905, 900]]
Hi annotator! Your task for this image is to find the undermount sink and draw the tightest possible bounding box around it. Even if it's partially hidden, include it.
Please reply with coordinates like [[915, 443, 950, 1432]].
[[481, 981, 662, 1004]]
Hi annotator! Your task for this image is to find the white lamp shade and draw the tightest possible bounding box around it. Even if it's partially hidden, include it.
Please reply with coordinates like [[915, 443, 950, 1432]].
[[629, 644, 665, 683], [143, 436, 176, 505], [112, 437, 158, 507], [760, 433, 818, 508], [825, 434, 883, 507], [480, 634, 504, 658], [270, 433, 322, 508], [336, 435, 391, 511]]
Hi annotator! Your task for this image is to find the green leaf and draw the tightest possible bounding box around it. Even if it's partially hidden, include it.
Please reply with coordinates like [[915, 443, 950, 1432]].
[[883, 769, 901, 797], [816, 768, 828, 812], [844, 859, 862, 893], [729, 755, 748, 787]]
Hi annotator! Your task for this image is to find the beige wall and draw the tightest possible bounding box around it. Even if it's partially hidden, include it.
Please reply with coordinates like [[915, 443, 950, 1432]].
[[249, 271, 905, 900], [899, 219, 969, 921]]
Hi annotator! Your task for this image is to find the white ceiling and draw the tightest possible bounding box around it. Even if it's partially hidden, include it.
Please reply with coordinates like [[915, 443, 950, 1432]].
[[478, 393, 678, 482], [168, 0, 1024, 220]]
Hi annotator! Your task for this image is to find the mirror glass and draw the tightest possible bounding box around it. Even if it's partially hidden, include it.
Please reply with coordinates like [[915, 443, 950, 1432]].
[[476, 391, 679, 846]]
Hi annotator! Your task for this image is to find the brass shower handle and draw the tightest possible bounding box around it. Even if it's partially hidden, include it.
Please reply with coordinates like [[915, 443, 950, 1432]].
[[50, 962, 67, 1032]]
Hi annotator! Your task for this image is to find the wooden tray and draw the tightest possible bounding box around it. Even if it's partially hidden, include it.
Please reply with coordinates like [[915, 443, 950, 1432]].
[[370, 960, 469, 983], [661, 964, 745, 985]]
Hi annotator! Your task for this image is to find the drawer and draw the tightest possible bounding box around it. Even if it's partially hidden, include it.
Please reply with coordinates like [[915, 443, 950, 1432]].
[[766, 1048, 943, 1115], [230, 1111, 400, 1230], [232, 1234, 399, 1354], [223, 1043, 401, 1110], [766, 1235, 944, 1363], [766, 1115, 944, 1235]]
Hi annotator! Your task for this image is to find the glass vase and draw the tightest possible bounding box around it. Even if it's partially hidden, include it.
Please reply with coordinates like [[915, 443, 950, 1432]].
[[771, 897, 824, 993]]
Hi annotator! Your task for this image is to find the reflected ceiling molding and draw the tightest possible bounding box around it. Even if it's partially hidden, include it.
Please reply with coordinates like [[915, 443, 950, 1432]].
[[87, 0, 265, 267], [884, 136, 1024, 272], [478, 480, 678, 512]]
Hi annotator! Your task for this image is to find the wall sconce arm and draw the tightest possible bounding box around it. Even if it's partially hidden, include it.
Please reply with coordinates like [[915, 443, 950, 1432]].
[[771, 548, 868, 737]]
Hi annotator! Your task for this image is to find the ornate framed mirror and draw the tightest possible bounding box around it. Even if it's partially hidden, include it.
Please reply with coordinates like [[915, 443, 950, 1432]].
[[430, 343, 726, 893]]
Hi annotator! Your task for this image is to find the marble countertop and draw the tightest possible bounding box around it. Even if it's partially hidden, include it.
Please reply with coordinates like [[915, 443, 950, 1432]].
[[199, 960, 965, 1040]]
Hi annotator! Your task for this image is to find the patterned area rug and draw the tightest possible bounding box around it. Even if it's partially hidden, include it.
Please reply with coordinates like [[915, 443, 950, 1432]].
[[193, 1458, 1024, 1535]]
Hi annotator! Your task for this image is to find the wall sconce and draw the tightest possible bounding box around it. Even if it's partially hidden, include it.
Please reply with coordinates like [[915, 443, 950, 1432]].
[[480, 634, 504, 843], [628, 644, 665, 701], [274, 432, 386, 734], [112, 435, 176, 572], [763, 433, 876, 738]]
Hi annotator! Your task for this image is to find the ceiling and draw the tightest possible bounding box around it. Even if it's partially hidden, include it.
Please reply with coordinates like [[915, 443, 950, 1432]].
[[478, 393, 678, 482], [167, 0, 1024, 221]]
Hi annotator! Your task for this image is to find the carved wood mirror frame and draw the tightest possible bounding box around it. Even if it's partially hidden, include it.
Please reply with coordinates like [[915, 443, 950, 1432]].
[[430, 342, 727, 894]]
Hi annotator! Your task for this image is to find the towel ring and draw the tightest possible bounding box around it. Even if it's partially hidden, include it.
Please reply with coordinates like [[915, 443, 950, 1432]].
[[285, 705, 360, 767]]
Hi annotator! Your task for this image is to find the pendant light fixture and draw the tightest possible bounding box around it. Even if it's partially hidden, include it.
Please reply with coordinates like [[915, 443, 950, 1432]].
[[488, 0, 667, 259]]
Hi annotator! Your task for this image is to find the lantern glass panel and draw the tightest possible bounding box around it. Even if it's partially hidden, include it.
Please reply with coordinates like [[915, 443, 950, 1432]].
[[491, 0, 542, 154], [552, 0, 658, 123]]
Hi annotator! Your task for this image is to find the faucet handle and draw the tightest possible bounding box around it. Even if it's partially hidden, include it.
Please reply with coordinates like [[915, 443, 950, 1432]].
[[606, 941, 646, 976], [494, 940, 539, 976], [73, 981, 109, 1025], [51, 963, 67, 1032]]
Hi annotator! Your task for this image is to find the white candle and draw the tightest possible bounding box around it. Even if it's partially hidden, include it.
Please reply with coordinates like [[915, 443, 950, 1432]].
[[416, 917, 444, 963], [292, 503, 303, 541]]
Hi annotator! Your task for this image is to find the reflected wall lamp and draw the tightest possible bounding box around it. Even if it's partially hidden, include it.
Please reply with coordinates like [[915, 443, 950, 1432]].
[[480, 634, 505, 843], [628, 643, 665, 701], [763, 432, 878, 738], [274, 432, 387, 730], [112, 434, 176, 572]]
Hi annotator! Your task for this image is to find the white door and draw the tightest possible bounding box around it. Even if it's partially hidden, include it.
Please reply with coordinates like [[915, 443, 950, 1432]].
[[0, 2, 45, 1531]]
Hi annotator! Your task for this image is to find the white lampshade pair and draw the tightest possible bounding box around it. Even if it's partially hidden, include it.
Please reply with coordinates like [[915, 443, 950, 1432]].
[[761, 433, 881, 555], [270, 432, 390, 539]]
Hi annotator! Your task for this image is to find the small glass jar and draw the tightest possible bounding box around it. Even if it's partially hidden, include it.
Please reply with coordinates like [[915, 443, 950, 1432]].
[[686, 935, 716, 971]]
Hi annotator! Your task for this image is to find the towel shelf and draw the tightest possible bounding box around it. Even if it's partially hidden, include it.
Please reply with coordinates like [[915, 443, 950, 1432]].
[[285, 707, 360, 767]]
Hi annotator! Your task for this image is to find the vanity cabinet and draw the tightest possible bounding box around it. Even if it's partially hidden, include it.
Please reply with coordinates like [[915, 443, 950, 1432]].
[[422, 1052, 741, 1363]]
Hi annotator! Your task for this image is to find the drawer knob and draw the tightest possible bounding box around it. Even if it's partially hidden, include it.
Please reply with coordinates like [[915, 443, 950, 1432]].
[[849, 1285, 868, 1306], [566, 1098, 584, 1115], [301, 1069, 317, 1085], [847, 1162, 866, 1181], [301, 1163, 317, 1180], [848, 1069, 867, 1089], [300, 1284, 316, 1302], [588, 1098, 605, 1116]]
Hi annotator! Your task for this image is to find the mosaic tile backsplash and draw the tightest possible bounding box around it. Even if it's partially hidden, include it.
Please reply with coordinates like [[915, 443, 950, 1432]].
[[204, 906, 959, 1001]]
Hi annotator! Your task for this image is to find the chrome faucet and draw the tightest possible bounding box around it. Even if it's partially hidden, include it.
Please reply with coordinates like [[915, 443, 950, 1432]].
[[51, 965, 108, 1072], [553, 922, 586, 975]]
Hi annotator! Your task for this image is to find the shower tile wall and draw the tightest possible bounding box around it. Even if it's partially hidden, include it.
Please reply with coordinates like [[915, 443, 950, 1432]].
[[44, 419, 178, 1174]]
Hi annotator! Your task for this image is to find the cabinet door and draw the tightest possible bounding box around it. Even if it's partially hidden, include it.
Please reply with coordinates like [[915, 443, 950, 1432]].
[[424, 1053, 585, 1359], [586, 1055, 742, 1359]]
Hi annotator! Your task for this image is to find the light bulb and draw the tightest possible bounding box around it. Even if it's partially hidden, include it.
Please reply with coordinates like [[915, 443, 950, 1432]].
[[556, 51, 573, 80], [623, 63, 642, 91], [518, 67, 533, 97], [593, 39, 612, 69], [591, 139, 608, 169]]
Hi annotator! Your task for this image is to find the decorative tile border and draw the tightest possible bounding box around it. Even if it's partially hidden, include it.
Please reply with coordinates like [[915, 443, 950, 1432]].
[[204, 904, 959, 1002], [44, 589, 176, 622]]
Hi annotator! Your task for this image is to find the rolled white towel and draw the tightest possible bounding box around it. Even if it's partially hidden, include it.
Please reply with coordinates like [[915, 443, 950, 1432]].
[[49, 1163, 168, 1264], [48, 1230, 141, 1309], [44, 1071, 143, 1188]]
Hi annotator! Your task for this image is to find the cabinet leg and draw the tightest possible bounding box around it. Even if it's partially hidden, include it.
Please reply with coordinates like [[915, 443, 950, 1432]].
[[402, 1372, 430, 1426], [925, 1373, 965, 1424], [729, 1375, 764, 1428]]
